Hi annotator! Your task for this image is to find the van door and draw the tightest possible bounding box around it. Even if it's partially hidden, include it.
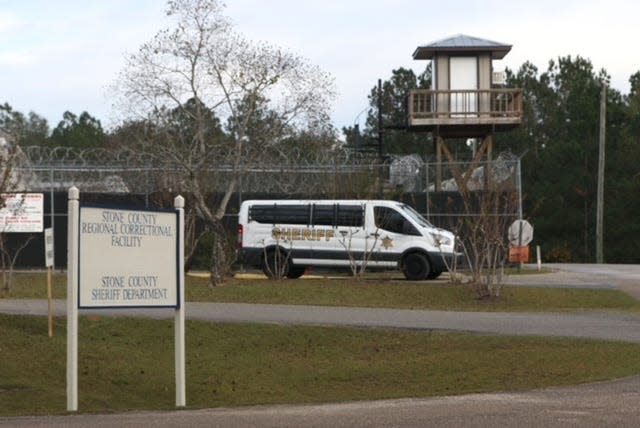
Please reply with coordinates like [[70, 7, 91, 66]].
[[370, 204, 422, 266], [310, 203, 366, 268]]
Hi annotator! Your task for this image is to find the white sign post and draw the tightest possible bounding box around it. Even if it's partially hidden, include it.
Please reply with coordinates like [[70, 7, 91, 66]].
[[67, 189, 79, 412], [174, 195, 185, 407], [66, 187, 185, 411], [45, 227, 54, 337]]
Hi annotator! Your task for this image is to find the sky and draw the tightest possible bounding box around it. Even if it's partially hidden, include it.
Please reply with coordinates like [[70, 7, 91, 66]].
[[1, 0, 638, 134]]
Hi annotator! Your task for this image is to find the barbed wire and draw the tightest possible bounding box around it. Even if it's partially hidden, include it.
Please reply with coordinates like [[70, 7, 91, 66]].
[[14, 146, 520, 206], [19, 145, 378, 168], [21, 146, 156, 167]]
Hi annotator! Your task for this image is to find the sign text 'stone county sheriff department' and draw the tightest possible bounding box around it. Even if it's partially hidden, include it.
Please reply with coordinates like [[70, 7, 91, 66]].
[[78, 206, 179, 308]]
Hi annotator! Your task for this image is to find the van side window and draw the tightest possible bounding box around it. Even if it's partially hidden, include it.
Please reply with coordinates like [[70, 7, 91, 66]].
[[336, 205, 364, 227], [249, 204, 310, 225], [374, 206, 420, 235], [312, 205, 334, 226], [311, 204, 364, 227]]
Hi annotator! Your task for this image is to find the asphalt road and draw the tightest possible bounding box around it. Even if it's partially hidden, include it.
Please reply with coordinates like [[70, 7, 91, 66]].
[[3, 375, 640, 427], [2, 263, 640, 427], [4, 300, 640, 342]]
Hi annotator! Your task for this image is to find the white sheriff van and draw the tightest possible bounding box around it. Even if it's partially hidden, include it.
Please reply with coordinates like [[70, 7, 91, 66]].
[[237, 200, 458, 280]]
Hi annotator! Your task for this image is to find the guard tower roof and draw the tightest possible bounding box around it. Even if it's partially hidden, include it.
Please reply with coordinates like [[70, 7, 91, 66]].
[[413, 34, 512, 60]]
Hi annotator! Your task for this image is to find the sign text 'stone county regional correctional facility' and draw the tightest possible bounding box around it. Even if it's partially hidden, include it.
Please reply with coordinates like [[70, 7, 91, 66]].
[[78, 205, 180, 308]]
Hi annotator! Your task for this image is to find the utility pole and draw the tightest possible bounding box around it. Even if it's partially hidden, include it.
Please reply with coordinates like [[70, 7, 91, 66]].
[[377, 79, 384, 197], [596, 82, 606, 263], [377, 79, 383, 161]]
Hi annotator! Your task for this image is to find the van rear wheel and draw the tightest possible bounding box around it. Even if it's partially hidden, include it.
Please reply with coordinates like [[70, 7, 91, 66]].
[[402, 253, 430, 281], [262, 249, 289, 279]]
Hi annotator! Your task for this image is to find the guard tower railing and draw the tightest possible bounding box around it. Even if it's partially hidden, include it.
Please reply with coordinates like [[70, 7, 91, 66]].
[[408, 88, 523, 128]]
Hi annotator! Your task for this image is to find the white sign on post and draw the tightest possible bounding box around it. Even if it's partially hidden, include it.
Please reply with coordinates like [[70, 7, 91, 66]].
[[78, 205, 179, 308], [0, 193, 43, 232], [44, 227, 54, 268]]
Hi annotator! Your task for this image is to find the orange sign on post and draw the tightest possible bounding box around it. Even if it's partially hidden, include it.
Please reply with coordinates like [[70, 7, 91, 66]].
[[509, 245, 530, 263]]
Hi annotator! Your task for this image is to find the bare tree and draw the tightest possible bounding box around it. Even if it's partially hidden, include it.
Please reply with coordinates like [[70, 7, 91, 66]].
[[112, 0, 335, 285], [261, 238, 293, 280], [337, 228, 380, 279], [0, 136, 36, 290], [0, 231, 34, 290], [445, 159, 519, 299]]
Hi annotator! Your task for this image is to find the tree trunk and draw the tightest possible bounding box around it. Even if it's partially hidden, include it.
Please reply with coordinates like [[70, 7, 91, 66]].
[[208, 221, 228, 287]]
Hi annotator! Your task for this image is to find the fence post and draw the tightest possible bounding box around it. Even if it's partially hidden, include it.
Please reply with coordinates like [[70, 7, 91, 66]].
[[425, 159, 430, 221]]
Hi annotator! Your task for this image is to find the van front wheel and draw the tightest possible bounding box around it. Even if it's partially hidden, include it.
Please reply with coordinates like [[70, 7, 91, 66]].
[[426, 271, 442, 280], [402, 253, 430, 281], [262, 250, 289, 279], [286, 266, 306, 279]]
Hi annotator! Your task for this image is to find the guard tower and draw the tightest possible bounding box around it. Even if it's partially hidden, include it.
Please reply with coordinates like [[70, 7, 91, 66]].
[[408, 34, 523, 190]]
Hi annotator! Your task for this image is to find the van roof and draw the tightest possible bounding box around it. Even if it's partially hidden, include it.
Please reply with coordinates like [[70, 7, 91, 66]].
[[240, 200, 404, 205]]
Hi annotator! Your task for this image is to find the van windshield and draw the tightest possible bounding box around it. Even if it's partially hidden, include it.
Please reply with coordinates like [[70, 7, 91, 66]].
[[399, 204, 433, 228]]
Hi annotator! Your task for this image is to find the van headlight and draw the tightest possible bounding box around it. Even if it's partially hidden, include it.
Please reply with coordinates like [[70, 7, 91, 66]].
[[430, 232, 452, 247]]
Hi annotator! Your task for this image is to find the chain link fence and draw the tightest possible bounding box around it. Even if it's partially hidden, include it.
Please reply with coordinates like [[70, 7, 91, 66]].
[[8, 146, 522, 269]]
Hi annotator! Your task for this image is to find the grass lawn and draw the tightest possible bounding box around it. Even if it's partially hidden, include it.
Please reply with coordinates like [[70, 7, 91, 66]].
[[3, 271, 640, 312], [196, 277, 640, 312], [2, 313, 640, 416], [2, 270, 640, 416]]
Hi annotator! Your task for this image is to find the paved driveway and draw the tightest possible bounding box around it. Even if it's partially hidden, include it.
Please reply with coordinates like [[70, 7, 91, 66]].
[[3, 375, 640, 427], [510, 263, 640, 298]]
